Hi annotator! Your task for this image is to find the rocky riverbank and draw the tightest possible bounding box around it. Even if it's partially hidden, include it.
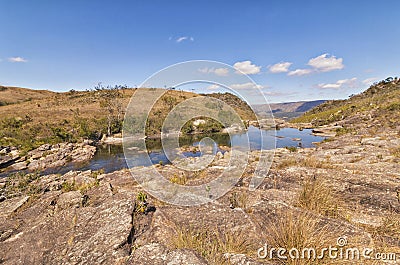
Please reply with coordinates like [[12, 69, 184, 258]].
[[0, 142, 96, 173], [0, 130, 399, 264]]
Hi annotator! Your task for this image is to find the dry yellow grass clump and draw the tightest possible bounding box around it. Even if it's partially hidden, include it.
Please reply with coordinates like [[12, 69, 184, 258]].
[[172, 225, 253, 264]]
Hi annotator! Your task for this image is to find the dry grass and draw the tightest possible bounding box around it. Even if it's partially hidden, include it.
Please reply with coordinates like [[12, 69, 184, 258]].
[[171, 225, 253, 264], [300, 156, 334, 169], [276, 157, 298, 169], [170, 174, 188, 185], [228, 191, 248, 209], [276, 156, 334, 170], [265, 211, 337, 265], [389, 147, 400, 158], [296, 177, 344, 218], [2, 172, 42, 198], [0, 86, 55, 105], [376, 212, 400, 241]]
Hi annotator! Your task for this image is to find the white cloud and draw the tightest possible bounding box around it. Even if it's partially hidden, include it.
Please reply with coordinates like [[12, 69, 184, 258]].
[[362, 77, 378, 85], [207, 84, 221, 90], [262, 91, 293, 97], [214, 68, 229, 76], [268, 62, 292, 73], [8, 57, 27, 63], [307, 53, 344, 72], [318, 77, 357, 89], [233, 60, 261, 75], [198, 67, 229, 76], [198, 67, 208, 74], [175, 36, 194, 43], [230, 82, 264, 90], [287, 68, 314, 76]]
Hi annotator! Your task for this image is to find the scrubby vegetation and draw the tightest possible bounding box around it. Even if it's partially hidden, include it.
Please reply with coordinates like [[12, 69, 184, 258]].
[[291, 77, 400, 130], [1, 172, 41, 198], [0, 87, 255, 153]]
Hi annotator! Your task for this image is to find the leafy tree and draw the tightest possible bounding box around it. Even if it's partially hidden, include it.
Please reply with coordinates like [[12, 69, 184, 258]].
[[94, 83, 125, 136]]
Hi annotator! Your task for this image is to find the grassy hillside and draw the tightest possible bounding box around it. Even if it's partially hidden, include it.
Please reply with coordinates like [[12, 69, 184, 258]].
[[291, 77, 400, 131], [205, 92, 257, 121], [0, 86, 56, 105], [0, 87, 255, 153]]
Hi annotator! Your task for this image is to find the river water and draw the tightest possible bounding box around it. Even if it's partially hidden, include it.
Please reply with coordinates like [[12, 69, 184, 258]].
[[56, 127, 324, 174], [1, 127, 325, 177]]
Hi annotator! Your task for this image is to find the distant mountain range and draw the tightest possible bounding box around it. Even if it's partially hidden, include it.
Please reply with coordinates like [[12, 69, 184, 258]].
[[254, 100, 326, 120]]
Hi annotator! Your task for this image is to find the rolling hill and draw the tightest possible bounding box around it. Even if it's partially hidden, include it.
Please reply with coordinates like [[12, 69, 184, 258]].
[[291, 77, 400, 133], [0, 87, 256, 152], [254, 100, 326, 120], [0, 86, 56, 106]]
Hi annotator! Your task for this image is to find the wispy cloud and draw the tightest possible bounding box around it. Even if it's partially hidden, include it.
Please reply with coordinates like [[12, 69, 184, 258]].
[[317, 77, 357, 89], [230, 82, 264, 90], [198, 67, 229, 76], [268, 62, 292, 73], [288, 68, 313, 76], [206, 84, 221, 90], [362, 77, 378, 85], [8, 56, 27, 63], [173, 36, 194, 43], [207, 82, 269, 92], [233, 60, 261, 75], [262, 90, 296, 97]]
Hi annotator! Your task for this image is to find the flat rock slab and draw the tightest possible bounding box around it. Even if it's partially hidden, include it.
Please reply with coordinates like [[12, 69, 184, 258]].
[[129, 243, 208, 265], [0, 196, 29, 218]]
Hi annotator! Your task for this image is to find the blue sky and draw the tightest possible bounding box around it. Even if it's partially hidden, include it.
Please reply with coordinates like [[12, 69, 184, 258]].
[[1, 0, 399, 102]]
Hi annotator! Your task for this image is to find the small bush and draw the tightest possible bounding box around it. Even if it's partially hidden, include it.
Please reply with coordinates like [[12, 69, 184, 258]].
[[136, 191, 147, 202], [135, 191, 148, 213], [61, 180, 77, 192], [335, 127, 353, 136], [285, 146, 297, 152], [170, 174, 187, 185]]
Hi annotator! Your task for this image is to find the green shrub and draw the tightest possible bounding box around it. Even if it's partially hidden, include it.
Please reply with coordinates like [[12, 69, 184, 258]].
[[285, 146, 297, 152]]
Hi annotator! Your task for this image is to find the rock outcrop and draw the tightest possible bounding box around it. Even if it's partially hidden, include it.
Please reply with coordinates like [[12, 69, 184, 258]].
[[3, 142, 96, 173], [1, 129, 399, 264]]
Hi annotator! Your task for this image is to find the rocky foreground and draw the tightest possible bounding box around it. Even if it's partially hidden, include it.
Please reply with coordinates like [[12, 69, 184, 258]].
[[0, 132, 400, 264]]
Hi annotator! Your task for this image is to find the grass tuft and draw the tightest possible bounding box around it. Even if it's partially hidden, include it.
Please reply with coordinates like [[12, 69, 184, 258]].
[[171, 225, 253, 264], [265, 211, 337, 264], [296, 177, 344, 218]]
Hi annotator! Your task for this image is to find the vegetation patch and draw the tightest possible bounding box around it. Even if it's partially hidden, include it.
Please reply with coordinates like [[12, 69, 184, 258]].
[[290, 78, 400, 130], [1, 172, 42, 198], [296, 177, 344, 218], [265, 211, 340, 265], [228, 191, 248, 209], [172, 225, 253, 264]]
